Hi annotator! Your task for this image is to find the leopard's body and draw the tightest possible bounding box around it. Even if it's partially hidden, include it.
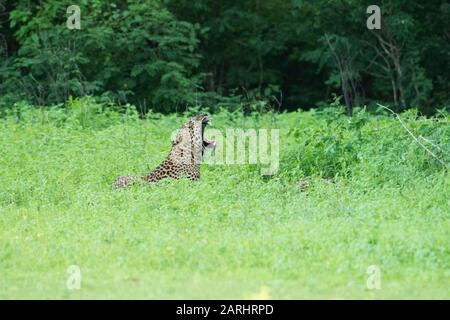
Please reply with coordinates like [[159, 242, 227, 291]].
[[113, 114, 215, 188]]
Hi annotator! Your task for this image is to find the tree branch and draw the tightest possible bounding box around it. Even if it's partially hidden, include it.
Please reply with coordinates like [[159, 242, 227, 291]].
[[377, 104, 448, 170]]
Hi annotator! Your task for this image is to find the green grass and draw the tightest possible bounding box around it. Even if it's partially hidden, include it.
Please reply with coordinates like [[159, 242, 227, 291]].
[[0, 99, 449, 299]]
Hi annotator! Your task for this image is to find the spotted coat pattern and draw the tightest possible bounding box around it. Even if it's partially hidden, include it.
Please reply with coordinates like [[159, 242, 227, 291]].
[[113, 114, 210, 188]]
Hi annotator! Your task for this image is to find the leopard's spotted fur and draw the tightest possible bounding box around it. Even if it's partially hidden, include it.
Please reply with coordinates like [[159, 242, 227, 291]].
[[113, 114, 215, 188]]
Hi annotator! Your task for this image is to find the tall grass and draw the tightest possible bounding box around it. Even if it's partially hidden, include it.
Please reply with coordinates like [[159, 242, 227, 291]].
[[0, 98, 448, 299]]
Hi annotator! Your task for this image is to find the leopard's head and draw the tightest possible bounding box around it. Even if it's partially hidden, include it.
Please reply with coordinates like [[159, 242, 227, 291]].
[[169, 113, 216, 165]]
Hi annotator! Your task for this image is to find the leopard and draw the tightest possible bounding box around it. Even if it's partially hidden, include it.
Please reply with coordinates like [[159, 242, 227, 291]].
[[113, 113, 216, 188]]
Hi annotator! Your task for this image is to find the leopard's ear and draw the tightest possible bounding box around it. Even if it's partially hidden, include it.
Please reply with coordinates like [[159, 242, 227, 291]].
[[171, 129, 182, 145]]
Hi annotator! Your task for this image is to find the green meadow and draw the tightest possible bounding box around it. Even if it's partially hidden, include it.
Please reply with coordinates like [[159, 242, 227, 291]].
[[0, 99, 448, 299]]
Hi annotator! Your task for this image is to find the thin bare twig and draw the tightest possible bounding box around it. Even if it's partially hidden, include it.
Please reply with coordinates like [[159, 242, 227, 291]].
[[377, 103, 448, 170], [419, 135, 446, 154]]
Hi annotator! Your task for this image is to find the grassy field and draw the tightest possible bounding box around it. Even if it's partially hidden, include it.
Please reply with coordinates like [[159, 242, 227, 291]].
[[0, 99, 449, 299]]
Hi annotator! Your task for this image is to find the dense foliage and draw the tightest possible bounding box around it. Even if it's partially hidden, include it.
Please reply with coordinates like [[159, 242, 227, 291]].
[[1, 0, 449, 114]]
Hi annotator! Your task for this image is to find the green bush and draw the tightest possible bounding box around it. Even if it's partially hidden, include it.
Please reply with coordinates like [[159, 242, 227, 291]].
[[279, 107, 449, 188]]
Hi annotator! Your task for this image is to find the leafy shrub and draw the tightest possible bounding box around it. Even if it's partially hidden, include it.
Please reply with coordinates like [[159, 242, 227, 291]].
[[278, 106, 449, 188]]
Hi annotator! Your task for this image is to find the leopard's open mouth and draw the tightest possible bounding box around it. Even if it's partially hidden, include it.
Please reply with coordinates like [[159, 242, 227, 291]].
[[201, 115, 216, 149]]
